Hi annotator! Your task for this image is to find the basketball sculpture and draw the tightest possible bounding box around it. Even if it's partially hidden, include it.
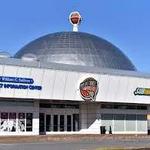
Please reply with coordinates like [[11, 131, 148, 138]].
[[69, 11, 82, 32]]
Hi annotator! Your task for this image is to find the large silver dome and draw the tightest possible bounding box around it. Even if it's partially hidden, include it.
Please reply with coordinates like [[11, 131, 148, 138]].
[[15, 32, 136, 71]]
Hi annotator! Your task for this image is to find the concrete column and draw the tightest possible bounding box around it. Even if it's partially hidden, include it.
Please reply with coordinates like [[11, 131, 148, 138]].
[[71, 114, 73, 131], [64, 115, 67, 131], [33, 100, 39, 135], [51, 115, 54, 132], [80, 103, 87, 130], [58, 115, 60, 132]]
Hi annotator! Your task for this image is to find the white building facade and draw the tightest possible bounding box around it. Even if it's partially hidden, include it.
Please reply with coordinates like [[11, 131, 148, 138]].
[[0, 58, 149, 136]]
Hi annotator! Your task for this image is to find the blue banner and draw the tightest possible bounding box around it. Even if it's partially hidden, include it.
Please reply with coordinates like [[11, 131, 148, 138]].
[[0, 76, 34, 84]]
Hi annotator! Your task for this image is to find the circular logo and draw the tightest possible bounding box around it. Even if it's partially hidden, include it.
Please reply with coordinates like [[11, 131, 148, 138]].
[[79, 77, 98, 101]]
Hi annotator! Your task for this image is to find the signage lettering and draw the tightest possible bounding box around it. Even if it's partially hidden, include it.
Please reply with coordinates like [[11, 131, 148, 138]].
[[0, 76, 42, 91], [0, 76, 34, 84], [134, 87, 150, 96]]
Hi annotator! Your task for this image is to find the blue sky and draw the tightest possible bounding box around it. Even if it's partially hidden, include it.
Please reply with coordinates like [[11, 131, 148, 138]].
[[0, 0, 150, 72]]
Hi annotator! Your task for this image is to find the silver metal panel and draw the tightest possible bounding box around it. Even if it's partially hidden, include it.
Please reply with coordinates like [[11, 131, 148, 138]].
[[14, 32, 136, 71]]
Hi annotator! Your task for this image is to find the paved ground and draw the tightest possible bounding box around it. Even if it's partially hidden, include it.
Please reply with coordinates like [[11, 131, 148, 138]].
[[0, 136, 150, 150], [0, 135, 150, 150], [0, 140, 148, 150]]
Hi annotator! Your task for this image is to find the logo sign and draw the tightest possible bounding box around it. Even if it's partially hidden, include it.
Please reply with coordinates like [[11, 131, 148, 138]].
[[69, 11, 82, 25], [134, 87, 150, 96], [80, 77, 98, 101], [0, 76, 42, 91]]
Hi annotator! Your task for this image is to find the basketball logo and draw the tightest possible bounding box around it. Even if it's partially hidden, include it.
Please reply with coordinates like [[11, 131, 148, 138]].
[[80, 77, 98, 101]]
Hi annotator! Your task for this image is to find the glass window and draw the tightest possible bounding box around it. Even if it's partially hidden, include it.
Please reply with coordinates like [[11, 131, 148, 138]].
[[137, 115, 147, 132], [18, 113, 25, 132], [101, 104, 113, 109], [137, 105, 147, 110], [40, 103, 79, 109], [0, 100, 33, 107], [101, 114, 113, 133], [114, 105, 126, 109], [39, 113, 45, 133], [46, 115, 51, 132], [26, 113, 33, 132], [126, 105, 136, 109], [1, 112, 8, 132], [53, 115, 58, 132], [101, 103, 147, 110], [73, 114, 79, 131], [114, 114, 125, 132], [40, 103, 51, 108], [9, 113, 16, 132], [125, 114, 136, 132], [101, 114, 113, 120], [65, 104, 79, 109]]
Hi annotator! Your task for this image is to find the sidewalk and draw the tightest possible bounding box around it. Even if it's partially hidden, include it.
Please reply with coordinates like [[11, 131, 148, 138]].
[[0, 134, 149, 144]]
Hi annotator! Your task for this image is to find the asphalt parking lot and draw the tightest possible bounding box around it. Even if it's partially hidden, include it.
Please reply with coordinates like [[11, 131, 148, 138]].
[[0, 135, 150, 150]]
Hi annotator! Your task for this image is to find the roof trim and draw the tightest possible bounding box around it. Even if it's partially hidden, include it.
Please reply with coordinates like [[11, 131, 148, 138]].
[[0, 57, 149, 79]]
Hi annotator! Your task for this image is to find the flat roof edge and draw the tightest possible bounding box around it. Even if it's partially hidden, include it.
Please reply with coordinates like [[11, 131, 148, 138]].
[[0, 57, 150, 79]]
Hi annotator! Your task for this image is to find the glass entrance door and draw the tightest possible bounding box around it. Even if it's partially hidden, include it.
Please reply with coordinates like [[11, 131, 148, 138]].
[[39, 113, 45, 134], [40, 113, 79, 133], [73, 114, 79, 131], [53, 115, 58, 131], [60, 115, 64, 131], [67, 115, 71, 131], [46, 115, 51, 132]]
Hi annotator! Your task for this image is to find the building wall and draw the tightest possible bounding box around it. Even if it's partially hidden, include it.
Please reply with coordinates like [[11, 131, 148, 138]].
[[0, 64, 149, 135]]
